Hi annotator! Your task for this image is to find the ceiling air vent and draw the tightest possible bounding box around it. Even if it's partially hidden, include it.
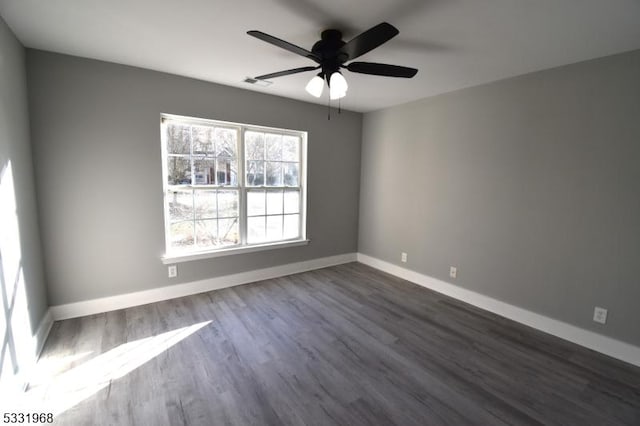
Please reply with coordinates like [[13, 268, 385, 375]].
[[243, 77, 272, 87]]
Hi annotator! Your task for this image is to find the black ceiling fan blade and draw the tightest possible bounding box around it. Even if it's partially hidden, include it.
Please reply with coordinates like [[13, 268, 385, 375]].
[[340, 22, 399, 61], [247, 30, 321, 63], [255, 66, 320, 80], [346, 62, 418, 78]]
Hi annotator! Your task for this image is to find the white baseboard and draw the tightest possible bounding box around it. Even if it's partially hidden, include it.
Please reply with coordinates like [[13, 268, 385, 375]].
[[51, 252, 357, 320], [357, 253, 640, 368]]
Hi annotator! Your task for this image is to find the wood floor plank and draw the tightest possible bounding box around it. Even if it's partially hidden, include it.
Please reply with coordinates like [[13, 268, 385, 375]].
[[29, 263, 640, 425]]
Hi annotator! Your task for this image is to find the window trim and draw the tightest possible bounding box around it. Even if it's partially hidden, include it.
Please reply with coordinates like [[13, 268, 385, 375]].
[[161, 239, 310, 264], [160, 113, 308, 261]]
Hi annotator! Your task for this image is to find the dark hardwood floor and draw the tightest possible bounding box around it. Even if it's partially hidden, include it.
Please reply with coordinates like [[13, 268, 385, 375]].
[[31, 263, 640, 425]]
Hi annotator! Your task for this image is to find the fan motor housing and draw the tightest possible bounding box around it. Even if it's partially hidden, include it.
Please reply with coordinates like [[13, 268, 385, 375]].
[[312, 30, 348, 76]]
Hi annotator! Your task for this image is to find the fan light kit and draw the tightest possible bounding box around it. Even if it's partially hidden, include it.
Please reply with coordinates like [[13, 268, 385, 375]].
[[305, 70, 348, 99], [329, 72, 348, 99], [247, 23, 418, 103]]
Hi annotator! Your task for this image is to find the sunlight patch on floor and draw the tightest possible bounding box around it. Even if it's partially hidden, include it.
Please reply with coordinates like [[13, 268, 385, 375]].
[[5, 320, 211, 415]]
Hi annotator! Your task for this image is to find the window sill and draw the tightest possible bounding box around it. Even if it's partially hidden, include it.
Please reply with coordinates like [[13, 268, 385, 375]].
[[161, 239, 310, 264]]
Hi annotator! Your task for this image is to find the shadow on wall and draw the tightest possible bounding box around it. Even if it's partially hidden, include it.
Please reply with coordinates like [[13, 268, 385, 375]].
[[0, 161, 38, 394]]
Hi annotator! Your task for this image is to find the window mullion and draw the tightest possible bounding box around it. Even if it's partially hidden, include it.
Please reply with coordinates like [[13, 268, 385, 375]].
[[239, 126, 247, 246], [299, 133, 306, 240], [189, 125, 198, 247]]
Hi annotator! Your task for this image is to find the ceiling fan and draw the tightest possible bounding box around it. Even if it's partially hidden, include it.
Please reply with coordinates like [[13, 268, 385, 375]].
[[247, 22, 418, 100]]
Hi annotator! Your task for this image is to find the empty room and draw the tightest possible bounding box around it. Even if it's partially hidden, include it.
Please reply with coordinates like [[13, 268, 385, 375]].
[[1, 0, 639, 424]]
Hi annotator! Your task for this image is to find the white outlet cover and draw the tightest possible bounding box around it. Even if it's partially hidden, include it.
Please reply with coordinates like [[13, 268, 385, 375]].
[[593, 307, 607, 324], [401, 252, 407, 263], [168, 265, 177, 278], [450, 266, 457, 279]]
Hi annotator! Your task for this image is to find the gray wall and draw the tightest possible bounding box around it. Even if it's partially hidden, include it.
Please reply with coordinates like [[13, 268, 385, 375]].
[[0, 17, 48, 380], [359, 49, 640, 346], [26, 50, 362, 306]]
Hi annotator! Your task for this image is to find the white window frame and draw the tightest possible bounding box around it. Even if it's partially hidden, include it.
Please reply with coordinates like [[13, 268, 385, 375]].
[[160, 114, 308, 264]]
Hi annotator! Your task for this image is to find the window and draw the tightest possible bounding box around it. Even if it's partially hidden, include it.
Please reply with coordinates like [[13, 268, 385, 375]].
[[161, 114, 307, 260]]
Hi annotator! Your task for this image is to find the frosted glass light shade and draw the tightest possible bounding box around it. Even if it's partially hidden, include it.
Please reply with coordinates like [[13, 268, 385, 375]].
[[305, 75, 324, 98], [330, 72, 348, 92], [329, 72, 348, 100]]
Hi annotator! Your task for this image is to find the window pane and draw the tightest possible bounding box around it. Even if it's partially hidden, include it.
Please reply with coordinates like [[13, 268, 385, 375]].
[[246, 161, 264, 186], [266, 215, 283, 241], [282, 136, 299, 161], [195, 219, 217, 247], [248, 216, 266, 244], [214, 127, 237, 158], [217, 190, 239, 218], [192, 125, 214, 155], [247, 190, 265, 216], [167, 156, 191, 185], [168, 190, 193, 222], [214, 158, 227, 185], [283, 163, 299, 186], [170, 221, 194, 248], [218, 218, 239, 246], [283, 214, 300, 239], [194, 190, 216, 219], [284, 190, 299, 214], [245, 131, 264, 160], [266, 191, 283, 215], [266, 162, 282, 186], [167, 124, 190, 154], [193, 158, 215, 184], [265, 134, 282, 160]]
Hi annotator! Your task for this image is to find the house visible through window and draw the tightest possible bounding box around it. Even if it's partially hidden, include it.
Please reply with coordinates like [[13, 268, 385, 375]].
[[161, 114, 306, 257]]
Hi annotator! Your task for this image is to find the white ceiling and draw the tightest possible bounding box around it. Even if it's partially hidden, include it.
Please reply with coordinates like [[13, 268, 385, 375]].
[[1, 0, 640, 112]]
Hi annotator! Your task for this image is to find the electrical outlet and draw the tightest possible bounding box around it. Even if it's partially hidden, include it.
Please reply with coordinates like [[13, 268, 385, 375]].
[[401, 252, 407, 263], [168, 265, 178, 278], [593, 307, 607, 324], [449, 266, 457, 279]]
